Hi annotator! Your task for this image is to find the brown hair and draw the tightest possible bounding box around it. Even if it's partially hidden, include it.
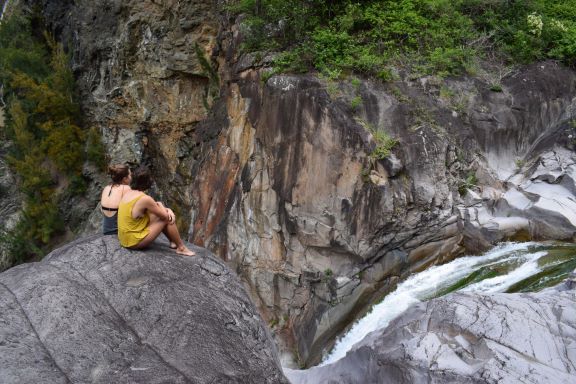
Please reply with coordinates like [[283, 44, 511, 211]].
[[131, 165, 153, 191], [108, 164, 130, 184]]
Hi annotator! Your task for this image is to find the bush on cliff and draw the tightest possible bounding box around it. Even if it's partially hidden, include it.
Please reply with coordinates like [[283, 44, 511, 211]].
[[230, 0, 576, 77], [0, 12, 105, 269]]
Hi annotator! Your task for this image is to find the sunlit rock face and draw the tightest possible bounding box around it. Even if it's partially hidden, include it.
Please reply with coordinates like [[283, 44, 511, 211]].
[[28, 0, 576, 368], [0, 235, 289, 383], [29, 0, 221, 236], [285, 280, 576, 384], [188, 57, 576, 365]]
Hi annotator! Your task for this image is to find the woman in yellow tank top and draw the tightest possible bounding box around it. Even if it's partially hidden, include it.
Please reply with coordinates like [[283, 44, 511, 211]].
[[118, 166, 195, 256], [117, 194, 150, 247]]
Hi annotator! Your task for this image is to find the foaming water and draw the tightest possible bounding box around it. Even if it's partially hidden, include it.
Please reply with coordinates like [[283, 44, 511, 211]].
[[321, 242, 547, 366], [460, 251, 545, 293]]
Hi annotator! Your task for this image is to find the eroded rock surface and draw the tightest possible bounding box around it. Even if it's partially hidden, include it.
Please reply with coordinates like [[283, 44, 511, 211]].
[[189, 59, 576, 365], [0, 235, 288, 384], [286, 280, 576, 384]]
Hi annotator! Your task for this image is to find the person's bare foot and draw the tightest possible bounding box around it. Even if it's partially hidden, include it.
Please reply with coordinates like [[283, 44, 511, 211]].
[[175, 246, 195, 257], [169, 242, 177, 249]]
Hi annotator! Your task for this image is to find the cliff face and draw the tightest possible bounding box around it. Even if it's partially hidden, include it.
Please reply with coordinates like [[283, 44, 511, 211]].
[[194, 58, 576, 366], [32, 0, 221, 234], [0, 108, 23, 271], [24, 0, 576, 367]]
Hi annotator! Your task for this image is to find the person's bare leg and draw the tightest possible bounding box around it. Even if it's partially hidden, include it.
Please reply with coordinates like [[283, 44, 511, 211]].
[[163, 226, 177, 249], [133, 212, 194, 256], [146, 212, 176, 249], [133, 220, 167, 249], [164, 222, 195, 256], [160, 207, 177, 249]]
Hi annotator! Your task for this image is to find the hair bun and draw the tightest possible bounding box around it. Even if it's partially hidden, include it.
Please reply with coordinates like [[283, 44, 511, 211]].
[[108, 164, 130, 184]]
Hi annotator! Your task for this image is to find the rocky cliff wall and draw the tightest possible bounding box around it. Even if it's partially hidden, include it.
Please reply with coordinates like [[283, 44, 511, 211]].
[[29, 0, 222, 235], [23, 0, 576, 368], [0, 105, 23, 271], [189, 35, 576, 363]]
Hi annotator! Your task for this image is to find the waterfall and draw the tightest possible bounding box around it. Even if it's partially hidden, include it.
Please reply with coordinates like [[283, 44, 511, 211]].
[[320, 241, 576, 366]]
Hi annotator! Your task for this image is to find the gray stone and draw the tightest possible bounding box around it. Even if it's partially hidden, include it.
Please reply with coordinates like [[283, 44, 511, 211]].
[[0, 235, 288, 384], [286, 281, 576, 384], [382, 153, 403, 177]]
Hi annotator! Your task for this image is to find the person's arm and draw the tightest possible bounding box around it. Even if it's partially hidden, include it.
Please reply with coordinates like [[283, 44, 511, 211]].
[[155, 202, 176, 224], [99, 186, 109, 212], [142, 196, 173, 223]]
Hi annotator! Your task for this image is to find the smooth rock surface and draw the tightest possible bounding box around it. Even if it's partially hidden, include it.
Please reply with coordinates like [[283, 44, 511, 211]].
[[286, 280, 576, 384], [0, 235, 288, 384]]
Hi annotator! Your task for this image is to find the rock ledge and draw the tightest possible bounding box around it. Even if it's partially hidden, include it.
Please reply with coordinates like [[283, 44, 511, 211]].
[[0, 235, 288, 384]]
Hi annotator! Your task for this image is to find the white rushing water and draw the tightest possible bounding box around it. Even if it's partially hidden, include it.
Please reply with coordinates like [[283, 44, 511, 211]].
[[321, 242, 544, 366]]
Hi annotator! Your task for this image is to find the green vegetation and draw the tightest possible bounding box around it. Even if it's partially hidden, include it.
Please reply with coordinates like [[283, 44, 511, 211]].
[[0, 12, 105, 268], [230, 0, 576, 77], [85, 126, 107, 169], [458, 171, 477, 196], [349, 95, 362, 110], [360, 166, 371, 182], [194, 43, 220, 108], [356, 118, 398, 162], [489, 84, 503, 92], [260, 69, 274, 83], [268, 317, 279, 328], [371, 131, 398, 160]]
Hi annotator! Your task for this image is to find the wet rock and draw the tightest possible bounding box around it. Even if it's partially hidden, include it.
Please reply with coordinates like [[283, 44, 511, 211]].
[[0, 236, 288, 384], [286, 282, 576, 384]]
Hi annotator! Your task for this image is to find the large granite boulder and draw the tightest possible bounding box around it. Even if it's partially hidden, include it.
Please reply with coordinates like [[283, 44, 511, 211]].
[[0, 235, 288, 384], [286, 279, 576, 383]]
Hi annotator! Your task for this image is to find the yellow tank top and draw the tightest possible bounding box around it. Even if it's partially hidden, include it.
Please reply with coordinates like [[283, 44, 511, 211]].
[[117, 194, 150, 248]]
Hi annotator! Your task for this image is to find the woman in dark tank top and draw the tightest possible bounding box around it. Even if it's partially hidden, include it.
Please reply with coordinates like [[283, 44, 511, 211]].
[[100, 164, 132, 235]]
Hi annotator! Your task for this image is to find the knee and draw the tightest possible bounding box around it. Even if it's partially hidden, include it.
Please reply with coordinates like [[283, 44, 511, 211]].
[[149, 213, 162, 223]]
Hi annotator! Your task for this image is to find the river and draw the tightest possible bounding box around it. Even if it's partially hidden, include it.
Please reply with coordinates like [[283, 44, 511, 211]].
[[321, 241, 576, 366]]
